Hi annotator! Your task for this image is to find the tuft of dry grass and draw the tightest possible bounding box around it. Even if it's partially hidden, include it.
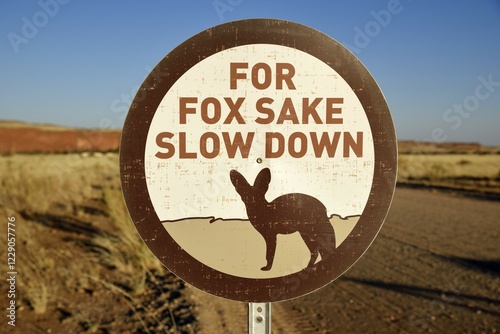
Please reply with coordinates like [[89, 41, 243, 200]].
[[93, 184, 163, 294], [17, 219, 57, 314]]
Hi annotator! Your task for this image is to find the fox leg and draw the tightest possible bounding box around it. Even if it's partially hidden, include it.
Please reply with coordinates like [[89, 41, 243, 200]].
[[261, 234, 277, 271], [307, 248, 320, 268], [300, 234, 320, 268]]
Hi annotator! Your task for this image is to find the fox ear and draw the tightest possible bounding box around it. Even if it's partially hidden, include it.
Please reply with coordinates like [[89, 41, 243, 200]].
[[230, 170, 250, 195], [254, 168, 271, 193]]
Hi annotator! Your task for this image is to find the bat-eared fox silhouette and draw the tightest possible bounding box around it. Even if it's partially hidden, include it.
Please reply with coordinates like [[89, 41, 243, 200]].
[[230, 168, 336, 271]]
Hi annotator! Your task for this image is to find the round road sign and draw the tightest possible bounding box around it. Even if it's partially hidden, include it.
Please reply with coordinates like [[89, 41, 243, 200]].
[[120, 18, 397, 302]]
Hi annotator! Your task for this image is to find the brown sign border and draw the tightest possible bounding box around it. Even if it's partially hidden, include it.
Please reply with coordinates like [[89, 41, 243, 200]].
[[120, 18, 397, 302]]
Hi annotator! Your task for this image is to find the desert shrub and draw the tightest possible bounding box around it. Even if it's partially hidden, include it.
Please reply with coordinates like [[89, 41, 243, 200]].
[[428, 163, 448, 179]]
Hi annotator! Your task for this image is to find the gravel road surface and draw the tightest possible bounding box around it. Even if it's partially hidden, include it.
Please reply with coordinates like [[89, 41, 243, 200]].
[[189, 187, 500, 333]]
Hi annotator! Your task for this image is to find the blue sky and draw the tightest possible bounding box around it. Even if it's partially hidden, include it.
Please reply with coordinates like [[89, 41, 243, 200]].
[[1, 0, 499, 145]]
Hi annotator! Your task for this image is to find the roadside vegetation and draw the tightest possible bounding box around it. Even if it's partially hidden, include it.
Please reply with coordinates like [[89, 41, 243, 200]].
[[398, 153, 500, 195], [0, 153, 195, 333]]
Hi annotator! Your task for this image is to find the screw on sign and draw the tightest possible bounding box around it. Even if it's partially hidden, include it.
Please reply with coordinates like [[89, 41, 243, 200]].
[[120, 18, 397, 330]]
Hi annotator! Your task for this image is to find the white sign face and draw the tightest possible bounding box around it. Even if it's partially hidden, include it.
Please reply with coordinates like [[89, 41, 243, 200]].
[[120, 19, 397, 302], [143, 44, 374, 279]]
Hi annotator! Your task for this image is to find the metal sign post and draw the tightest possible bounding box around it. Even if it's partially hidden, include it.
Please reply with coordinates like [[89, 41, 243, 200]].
[[249, 303, 271, 334]]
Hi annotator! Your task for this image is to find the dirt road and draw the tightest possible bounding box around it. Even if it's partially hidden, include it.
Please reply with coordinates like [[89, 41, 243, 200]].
[[188, 187, 500, 333]]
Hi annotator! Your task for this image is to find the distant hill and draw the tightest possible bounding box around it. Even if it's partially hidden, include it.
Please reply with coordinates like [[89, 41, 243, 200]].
[[397, 140, 500, 154], [0, 121, 121, 154], [0, 120, 498, 155]]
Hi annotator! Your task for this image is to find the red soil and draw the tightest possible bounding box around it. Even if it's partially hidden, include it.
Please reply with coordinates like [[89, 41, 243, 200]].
[[0, 122, 121, 154]]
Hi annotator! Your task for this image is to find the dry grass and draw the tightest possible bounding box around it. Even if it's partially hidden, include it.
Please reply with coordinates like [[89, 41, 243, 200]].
[[17, 220, 57, 314], [93, 184, 163, 294], [0, 153, 113, 213], [0, 153, 164, 317], [398, 153, 500, 193], [398, 154, 500, 179]]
